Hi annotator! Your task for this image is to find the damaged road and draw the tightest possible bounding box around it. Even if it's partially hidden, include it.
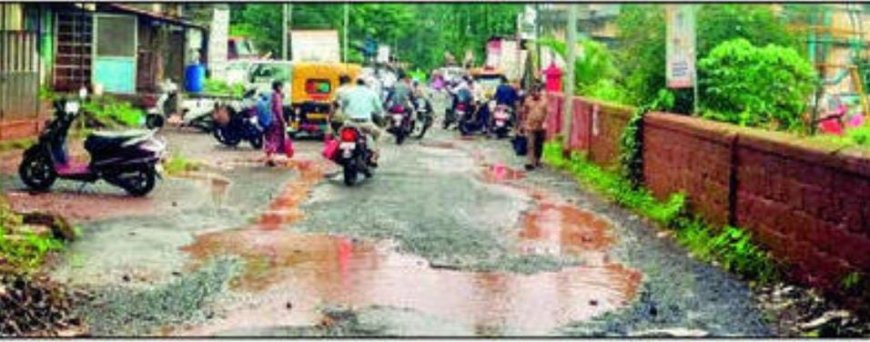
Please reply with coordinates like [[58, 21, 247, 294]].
[[0, 128, 774, 336]]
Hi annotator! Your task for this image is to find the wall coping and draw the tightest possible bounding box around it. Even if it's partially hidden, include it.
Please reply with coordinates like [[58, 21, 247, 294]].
[[646, 112, 870, 178], [645, 112, 737, 145]]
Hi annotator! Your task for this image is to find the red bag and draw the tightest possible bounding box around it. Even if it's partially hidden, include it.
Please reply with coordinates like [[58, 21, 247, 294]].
[[322, 138, 339, 161], [283, 135, 295, 158]]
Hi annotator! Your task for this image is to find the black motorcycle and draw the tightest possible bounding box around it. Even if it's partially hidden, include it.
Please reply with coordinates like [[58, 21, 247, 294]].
[[412, 97, 434, 139], [212, 91, 264, 149], [19, 97, 166, 197], [335, 124, 376, 186], [385, 104, 414, 145]]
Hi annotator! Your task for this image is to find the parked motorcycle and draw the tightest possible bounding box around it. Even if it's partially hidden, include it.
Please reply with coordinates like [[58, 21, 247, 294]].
[[212, 90, 264, 149], [335, 125, 376, 186], [19, 96, 166, 197], [490, 104, 514, 139], [385, 104, 414, 145], [144, 80, 214, 132], [412, 97, 434, 139]]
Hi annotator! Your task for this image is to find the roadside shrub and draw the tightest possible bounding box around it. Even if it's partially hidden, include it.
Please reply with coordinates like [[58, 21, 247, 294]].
[[699, 39, 816, 131]]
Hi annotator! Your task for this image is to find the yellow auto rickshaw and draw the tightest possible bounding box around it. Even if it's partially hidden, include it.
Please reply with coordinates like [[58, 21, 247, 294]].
[[470, 67, 507, 100], [288, 61, 362, 138]]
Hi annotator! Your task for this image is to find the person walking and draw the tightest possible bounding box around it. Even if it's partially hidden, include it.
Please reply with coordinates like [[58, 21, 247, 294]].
[[264, 81, 292, 166], [521, 84, 548, 170]]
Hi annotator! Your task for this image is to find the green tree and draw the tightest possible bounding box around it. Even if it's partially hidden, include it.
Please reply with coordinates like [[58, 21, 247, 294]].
[[699, 39, 816, 130], [229, 3, 522, 71], [614, 4, 803, 109]]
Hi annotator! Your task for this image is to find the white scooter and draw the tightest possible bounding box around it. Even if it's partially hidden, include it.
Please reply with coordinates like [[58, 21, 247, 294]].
[[145, 80, 215, 132]]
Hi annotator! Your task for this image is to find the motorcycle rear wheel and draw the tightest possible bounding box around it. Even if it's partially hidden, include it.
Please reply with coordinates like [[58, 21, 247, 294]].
[[213, 127, 241, 147], [249, 135, 264, 149], [118, 167, 156, 197], [343, 163, 358, 186], [145, 113, 165, 130]]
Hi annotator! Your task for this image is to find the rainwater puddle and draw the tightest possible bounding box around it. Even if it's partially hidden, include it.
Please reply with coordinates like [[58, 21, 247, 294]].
[[177, 153, 641, 336], [180, 230, 641, 335], [480, 163, 527, 183], [518, 192, 615, 265], [173, 171, 231, 206]]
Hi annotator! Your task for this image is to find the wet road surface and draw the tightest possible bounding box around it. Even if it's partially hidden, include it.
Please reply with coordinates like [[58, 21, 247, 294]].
[[0, 120, 772, 336]]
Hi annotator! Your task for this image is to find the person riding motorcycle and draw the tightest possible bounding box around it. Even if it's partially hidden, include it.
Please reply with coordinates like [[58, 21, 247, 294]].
[[330, 74, 354, 136], [385, 72, 416, 115], [491, 76, 520, 127], [339, 77, 384, 165]]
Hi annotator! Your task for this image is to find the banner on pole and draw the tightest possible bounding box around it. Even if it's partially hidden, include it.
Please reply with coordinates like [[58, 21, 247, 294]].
[[666, 5, 696, 89]]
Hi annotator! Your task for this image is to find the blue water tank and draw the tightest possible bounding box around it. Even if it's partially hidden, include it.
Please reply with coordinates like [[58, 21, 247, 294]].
[[185, 64, 205, 93]]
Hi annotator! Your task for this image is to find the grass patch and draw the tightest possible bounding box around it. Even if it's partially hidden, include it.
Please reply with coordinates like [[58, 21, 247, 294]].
[[0, 199, 66, 274], [204, 79, 244, 98], [82, 95, 144, 128], [163, 152, 204, 176], [543, 140, 779, 285], [0, 137, 36, 152]]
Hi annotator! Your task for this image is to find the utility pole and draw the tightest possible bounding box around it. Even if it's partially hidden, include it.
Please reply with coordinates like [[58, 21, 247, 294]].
[[535, 3, 542, 72], [282, 3, 288, 60], [562, 4, 577, 142], [343, 3, 349, 63]]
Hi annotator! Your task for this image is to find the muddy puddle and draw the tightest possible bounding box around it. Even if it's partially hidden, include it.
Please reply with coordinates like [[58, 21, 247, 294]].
[[480, 163, 527, 183], [177, 151, 641, 335], [180, 236, 640, 335]]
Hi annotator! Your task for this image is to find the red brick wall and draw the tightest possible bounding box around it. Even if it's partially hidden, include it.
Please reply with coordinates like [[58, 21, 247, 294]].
[[0, 119, 42, 141], [587, 101, 633, 168], [545, 92, 564, 140], [734, 131, 870, 291], [638, 112, 870, 294], [643, 113, 736, 226]]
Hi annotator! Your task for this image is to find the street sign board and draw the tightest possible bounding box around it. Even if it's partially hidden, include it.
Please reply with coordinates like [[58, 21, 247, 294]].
[[666, 5, 696, 89]]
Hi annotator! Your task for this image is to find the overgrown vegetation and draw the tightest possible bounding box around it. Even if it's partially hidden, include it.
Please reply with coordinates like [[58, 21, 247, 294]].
[[699, 39, 816, 131], [203, 79, 245, 98], [0, 138, 36, 152], [0, 200, 65, 274], [163, 152, 204, 176], [543, 140, 779, 285], [614, 4, 805, 114], [81, 96, 144, 128]]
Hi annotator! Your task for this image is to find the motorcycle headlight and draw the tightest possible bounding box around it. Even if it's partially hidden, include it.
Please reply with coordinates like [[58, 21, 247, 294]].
[[64, 101, 80, 114]]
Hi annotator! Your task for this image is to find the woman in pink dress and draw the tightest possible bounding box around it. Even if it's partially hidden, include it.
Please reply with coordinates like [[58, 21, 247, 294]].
[[264, 81, 290, 166]]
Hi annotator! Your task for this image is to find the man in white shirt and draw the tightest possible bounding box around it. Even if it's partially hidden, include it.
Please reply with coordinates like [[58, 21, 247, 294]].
[[339, 78, 384, 164]]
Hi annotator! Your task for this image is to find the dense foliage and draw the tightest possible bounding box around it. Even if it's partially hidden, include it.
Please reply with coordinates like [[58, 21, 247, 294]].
[[614, 4, 804, 112], [699, 39, 816, 130], [230, 4, 522, 71], [538, 37, 628, 103]]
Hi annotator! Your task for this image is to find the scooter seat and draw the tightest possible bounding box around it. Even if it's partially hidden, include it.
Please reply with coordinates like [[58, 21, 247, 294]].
[[84, 130, 151, 153]]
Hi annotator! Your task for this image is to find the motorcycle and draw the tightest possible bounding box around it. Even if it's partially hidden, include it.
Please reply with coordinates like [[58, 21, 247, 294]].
[[385, 104, 414, 145], [412, 97, 434, 139], [19, 95, 166, 197], [144, 80, 214, 132], [444, 95, 473, 130], [458, 99, 493, 137], [490, 104, 514, 139], [335, 125, 376, 186], [212, 90, 264, 149]]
